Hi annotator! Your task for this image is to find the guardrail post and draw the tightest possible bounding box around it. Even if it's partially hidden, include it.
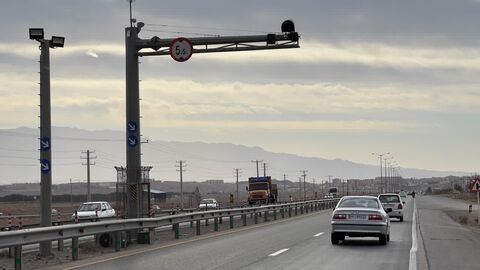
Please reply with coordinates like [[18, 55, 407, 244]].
[[173, 223, 179, 239], [114, 231, 121, 252], [14, 245, 21, 270], [229, 215, 234, 229], [72, 237, 79, 261], [254, 212, 258, 224], [57, 239, 64, 251], [305, 204, 309, 213], [214, 217, 219, 231], [264, 211, 268, 222], [281, 208, 285, 218], [289, 207, 292, 217], [196, 220, 201, 235], [242, 214, 247, 226], [311, 203, 314, 212], [273, 209, 277, 220], [219, 217, 223, 224], [190, 220, 194, 228], [295, 206, 298, 216], [315, 203, 318, 211], [205, 216, 209, 226]]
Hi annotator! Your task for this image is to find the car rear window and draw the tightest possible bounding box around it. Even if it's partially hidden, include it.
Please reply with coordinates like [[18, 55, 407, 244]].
[[337, 198, 379, 209], [379, 195, 400, 203]]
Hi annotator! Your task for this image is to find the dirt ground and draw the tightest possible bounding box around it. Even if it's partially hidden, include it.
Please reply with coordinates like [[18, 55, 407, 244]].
[[445, 210, 480, 232]]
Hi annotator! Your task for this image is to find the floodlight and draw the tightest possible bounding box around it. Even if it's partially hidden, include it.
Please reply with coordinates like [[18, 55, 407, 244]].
[[50, 36, 65, 48], [29, 28, 44, 40]]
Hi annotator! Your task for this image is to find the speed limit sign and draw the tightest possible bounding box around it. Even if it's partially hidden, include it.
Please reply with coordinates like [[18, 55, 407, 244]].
[[169, 37, 193, 62]]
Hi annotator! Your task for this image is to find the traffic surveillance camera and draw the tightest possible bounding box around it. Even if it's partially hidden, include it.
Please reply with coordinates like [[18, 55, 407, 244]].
[[29, 28, 44, 40], [281, 20, 295, 33]]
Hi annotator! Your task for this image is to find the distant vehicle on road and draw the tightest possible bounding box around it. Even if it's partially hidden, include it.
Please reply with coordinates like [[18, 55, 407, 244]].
[[328, 187, 338, 198], [331, 196, 391, 245], [378, 194, 404, 222], [398, 191, 407, 204], [324, 194, 334, 199], [72, 201, 116, 221], [246, 176, 278, 205], [198, 198, 218, 210]]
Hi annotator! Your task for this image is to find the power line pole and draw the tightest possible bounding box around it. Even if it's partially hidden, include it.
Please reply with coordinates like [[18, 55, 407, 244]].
[[176, 160, 186, 209], [70, 178, 73, 206], [312, 178, 316, 198], [301, 170, 307, 201], [283, 174, 287, 192], [298, 177, 302, 200], [81, 150, 96, 202], [234, 168, 242, 205], [372, 152, 390, 193], [263, 163, 267, 177], [251, 160, 263, 177]]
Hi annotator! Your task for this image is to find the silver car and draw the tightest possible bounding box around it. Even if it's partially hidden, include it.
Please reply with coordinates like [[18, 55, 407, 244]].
[[331, 196, 391, 245]]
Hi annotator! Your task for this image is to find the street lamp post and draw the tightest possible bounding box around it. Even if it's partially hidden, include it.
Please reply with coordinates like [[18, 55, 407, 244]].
[[29, 28, 65, 256], [372, 152, 390, 193]]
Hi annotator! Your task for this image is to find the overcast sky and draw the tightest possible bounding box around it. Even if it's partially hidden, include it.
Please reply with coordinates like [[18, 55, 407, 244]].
[[1, 0, 480, 173]]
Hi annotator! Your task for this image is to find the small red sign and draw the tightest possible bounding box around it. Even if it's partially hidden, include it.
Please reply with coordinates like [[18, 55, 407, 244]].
[[469, 177, 480, 192]]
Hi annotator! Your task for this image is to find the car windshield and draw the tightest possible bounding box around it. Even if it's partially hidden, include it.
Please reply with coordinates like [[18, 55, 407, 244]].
[[201, 199, 215, 204], [338, 198, 379, 209], [379, 195, 401, 203], [78, 203, 102, 211], [249, 183, 268, 190]]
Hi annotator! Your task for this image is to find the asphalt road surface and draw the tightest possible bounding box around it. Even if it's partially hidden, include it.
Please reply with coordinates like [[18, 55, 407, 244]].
[[58, 198, 415, 270], [416, 195, 480, 270]]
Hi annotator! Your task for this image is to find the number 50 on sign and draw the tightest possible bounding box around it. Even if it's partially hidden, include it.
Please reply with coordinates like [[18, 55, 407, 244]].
[[169, 37, 193, 62]]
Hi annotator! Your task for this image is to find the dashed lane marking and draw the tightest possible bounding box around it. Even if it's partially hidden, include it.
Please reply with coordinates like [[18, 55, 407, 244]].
[[268, 248, 289, 257]]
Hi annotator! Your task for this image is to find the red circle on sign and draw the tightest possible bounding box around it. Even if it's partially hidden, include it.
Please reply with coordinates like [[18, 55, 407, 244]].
[[169, 37, 193, 62]]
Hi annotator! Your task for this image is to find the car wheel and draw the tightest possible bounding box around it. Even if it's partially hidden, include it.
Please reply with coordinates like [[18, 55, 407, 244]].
[[387, 234, 390, 242], [399, 217, 404, 222], [338, 234, 345, 241], [379, 235, 387, 245], [331, 233, 340, 245]]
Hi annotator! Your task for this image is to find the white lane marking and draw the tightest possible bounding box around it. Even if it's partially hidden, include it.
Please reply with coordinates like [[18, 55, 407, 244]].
[[268, 248, 289, 257], [409, 199, 418, 270], [313, 232, 325, 237]]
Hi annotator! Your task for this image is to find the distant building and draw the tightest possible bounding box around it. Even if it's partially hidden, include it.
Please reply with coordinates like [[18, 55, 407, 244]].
[[150, 189, 167, 203], [205, 180, 224, 185]]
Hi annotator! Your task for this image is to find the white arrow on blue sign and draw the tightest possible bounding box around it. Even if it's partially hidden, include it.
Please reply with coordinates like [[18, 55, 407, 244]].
[[128, 135, 137, 147], [40, 137, 50, 151], [40, 159, 50, 174], [127, 121, 137, 134]]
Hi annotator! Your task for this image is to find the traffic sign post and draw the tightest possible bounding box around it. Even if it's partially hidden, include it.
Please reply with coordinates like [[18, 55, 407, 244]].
[[125, 19, 300, 221], [469, 177, 480, 224]]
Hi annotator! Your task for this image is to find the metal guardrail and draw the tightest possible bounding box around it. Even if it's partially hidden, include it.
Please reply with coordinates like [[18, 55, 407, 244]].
[[0, 198, 339, 270]]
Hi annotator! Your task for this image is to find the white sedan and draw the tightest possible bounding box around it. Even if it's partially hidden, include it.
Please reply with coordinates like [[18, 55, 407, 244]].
[[72, 201, 116, 221], [198, 198, 218, 210]]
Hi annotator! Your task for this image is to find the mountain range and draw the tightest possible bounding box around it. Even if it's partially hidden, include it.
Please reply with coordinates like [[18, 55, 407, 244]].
[[0, 127, 468, 184]]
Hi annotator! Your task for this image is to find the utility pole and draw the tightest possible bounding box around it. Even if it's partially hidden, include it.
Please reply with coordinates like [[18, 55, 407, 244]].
[[298, 177, 302, 201], [263, 163, 267, 177], [301, 170, 307, 201], [327, 175, 333, 187], [251, 160, 263, 177], [123, 14, 300, 219], [29, 28, 64, 256], [312, 178, 316, 198], [283, 174, 287, 192], [176, 161, 186, 209], [70, 178, 73, 206], [234, 168, 241, 205], [81, 150, 96, 202]]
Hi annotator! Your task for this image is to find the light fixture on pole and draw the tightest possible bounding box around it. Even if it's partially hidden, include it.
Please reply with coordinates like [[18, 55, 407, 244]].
[[29, 27, 65, 257]]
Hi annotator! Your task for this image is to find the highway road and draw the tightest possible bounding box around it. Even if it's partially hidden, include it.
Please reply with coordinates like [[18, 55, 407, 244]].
[[57, 198, 415, 270]]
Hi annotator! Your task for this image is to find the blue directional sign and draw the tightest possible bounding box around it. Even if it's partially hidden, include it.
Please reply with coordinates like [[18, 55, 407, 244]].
[[128, 135, 137, 147], [40, 137, 50, 151], [40, 159, 50, 174], [127, 121, 137, 134]]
